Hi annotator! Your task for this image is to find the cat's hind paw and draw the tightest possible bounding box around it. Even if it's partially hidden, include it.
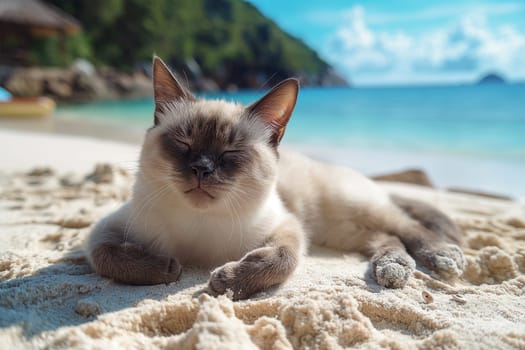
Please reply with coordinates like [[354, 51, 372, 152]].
[[425, 244, 466, 279], [372, 253, 416, 288]]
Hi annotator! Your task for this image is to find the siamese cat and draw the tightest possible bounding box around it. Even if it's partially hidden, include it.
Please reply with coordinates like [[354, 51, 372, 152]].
[[86, 56, 465, 300]]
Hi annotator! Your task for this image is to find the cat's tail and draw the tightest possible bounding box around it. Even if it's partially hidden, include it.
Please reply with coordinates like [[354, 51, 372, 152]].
[[390, 194, 463, 246]]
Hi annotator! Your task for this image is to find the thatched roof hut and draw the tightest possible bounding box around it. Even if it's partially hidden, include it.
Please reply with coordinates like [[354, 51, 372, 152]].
[[0, 0, 81, 65], [0, 0, 80, 37]]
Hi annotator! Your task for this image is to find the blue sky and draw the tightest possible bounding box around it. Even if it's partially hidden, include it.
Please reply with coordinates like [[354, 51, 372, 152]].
[[248, 0, 525, 85]]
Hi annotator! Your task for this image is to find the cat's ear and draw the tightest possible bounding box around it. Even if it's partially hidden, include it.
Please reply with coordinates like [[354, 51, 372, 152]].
[[152, 55, 195, 125], [247, 78, 299, 146]]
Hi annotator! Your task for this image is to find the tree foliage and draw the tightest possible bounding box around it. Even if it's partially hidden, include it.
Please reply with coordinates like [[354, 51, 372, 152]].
[[39, 0, 329, 85]]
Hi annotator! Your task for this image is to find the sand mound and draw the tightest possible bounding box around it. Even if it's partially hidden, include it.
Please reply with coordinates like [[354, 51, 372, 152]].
[[1, 166, 524, 349]]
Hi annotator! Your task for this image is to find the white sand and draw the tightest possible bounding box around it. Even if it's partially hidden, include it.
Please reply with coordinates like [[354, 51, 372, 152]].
[[1, 130, 525, 349], [0, 129, 140, 173]]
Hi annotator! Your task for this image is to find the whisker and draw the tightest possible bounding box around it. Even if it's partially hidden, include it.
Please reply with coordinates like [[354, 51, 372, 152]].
[[123, 183, 171, 245], [227, 191, 244, 250], [143, 185, 174, 237]]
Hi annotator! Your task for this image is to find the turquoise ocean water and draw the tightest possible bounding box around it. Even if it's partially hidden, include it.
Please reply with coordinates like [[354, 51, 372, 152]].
[[56, 84, 525, 198]]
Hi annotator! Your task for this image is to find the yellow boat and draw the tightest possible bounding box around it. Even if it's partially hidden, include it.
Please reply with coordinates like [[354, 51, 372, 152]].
[[0, 97, 56, 117]]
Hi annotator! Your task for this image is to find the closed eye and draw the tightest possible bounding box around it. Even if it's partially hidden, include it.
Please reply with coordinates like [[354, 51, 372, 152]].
[[219, 150, 243, 161], [220, 150, 241, 157], [174, 139, 191, 152]]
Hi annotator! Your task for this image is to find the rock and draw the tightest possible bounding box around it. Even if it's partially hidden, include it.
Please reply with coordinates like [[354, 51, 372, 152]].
[[507, 218, 525, 229], [3, 66, 151, 102], [128, 72, 153, 98], [75, 298, 102, 317], [5, 68, 77, 99], [60, 173, 84, 187], [72, 72, 113, 101], [319, 68, 349, 87], [225, 83, 238, 92], [446, 188, 513, 201], [52, 216, 94, 228], [43, 78, 72, 99], [71, 59, 95, 76], [185, 57, 203, 77], [3, 63, 345, 101], [105, 71, 134, 93], [371, 169, 433, 187], [4, 69, 44, 97], [195, 77, 220, 92], [54, 216, 92, 229], [112, 72, 152, 97], [96, 69, 153, 99], [477, 73, 506, 85], [27, 167, 55, 177], [85, 164, 114, 184]]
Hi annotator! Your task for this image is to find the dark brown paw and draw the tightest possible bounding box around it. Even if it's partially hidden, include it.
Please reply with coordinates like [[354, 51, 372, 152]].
[[372, 253, 416, 288], [162, 258, 183, 284], [207, 247, 296, 300], [208, 261, 249, 300], [103, 243, 182, 285], [425, 244, 466, 279]]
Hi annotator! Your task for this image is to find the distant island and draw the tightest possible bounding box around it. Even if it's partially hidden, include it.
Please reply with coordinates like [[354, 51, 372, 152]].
[[1, 0, 348, 102], [477, 73, 507, 85]]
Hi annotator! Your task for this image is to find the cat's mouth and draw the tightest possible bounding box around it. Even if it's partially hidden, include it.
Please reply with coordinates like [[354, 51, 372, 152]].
[[184, 186, 215, 200]]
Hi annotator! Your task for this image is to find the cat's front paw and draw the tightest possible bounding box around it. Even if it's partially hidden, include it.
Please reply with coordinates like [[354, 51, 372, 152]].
[[425, 244, 466, 279], [372, 252, 416, 288], [208, 261, 248, 300], [100, 242, 182, 285], [163, 258, 183, 283], [208, 247, 295, 300]]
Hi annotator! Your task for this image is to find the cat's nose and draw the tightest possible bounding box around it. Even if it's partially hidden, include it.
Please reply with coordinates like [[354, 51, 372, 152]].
[[190, 156, 215, 180]]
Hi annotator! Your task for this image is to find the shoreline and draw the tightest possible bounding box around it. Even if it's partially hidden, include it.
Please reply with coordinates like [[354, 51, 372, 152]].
[[0, 129, 140, 174], [0, 114, 144, 145], [1, 116, 523, 201]]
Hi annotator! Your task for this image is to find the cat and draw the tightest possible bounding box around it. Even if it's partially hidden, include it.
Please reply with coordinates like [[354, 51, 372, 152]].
[[86, 56, 466, 300]]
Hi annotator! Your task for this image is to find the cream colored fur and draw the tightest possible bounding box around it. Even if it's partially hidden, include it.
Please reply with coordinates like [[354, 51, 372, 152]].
[[86, 57, 465, 297], [87, 99, 304, 269], [278, 149, 414, 253], [87, 145, 408, 268]]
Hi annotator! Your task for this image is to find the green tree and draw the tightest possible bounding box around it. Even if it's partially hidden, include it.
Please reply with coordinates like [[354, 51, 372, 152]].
[[38, 0, 331, 86]]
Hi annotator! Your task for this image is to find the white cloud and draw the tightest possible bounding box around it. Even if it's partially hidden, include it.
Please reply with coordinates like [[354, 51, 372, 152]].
[[305, 2, 524, 26], [323, 6, 525, 84], [366, 3, 524, 25]]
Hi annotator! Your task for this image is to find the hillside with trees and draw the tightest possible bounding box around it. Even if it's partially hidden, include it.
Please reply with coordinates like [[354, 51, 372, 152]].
[[35, 0, 346, 89]]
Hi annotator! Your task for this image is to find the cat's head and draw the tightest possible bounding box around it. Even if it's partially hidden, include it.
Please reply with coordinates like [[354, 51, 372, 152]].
[[139, 56, 298, 210]]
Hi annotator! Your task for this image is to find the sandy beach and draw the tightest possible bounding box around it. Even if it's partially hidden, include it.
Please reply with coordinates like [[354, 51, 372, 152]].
[[2, 0, 524, 347], [1, 128, 525, 349]]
